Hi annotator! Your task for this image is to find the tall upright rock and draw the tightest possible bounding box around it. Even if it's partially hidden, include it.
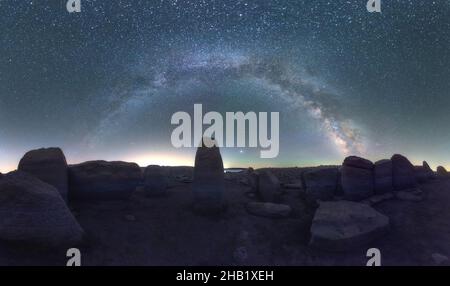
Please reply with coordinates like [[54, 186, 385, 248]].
[[391, 154, 417, 190], [423, 161, 435, 179], [18, 147, 69, 202], [341, 156, 374, 201], [192, 137, 225, 214]]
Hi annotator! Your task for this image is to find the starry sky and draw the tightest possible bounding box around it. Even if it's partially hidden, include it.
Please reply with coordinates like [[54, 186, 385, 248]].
[[1, 0, 450, 172]]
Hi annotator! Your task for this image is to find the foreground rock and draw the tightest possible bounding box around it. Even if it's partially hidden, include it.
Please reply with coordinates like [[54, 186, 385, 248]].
[[303, 167, 338, 201], [392, 154, 417, 190], [192, 138, 225, 214], [310, 201, 390, 251], [437, 166, 448, 177], [423, 161, 436, 180], [18, 147, 69, 202], [342, 156, 374, 201], [143, 165, 168, 197], [374, 160, 393, 194], [0, 171, 84, 248], [69, 161, 142, 200], [247, 168, 259, 193], [257, 171, 281, 202], [246, 202, 292, 218]]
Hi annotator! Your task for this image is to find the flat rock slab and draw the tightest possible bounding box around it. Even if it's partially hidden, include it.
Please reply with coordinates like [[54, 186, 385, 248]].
[[310, 201, 390, 251], [246, 202, 292, 218]]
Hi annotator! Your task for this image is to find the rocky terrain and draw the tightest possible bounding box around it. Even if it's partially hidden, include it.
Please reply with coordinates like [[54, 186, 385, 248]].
[[1, 143, 450, 266]]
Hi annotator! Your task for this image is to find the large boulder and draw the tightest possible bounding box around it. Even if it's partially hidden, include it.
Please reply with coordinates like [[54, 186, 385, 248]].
[[69, 161, 142, 200], [309, 201, 390, 251], [192, 138, 225, 214], [391, 154, 417, 190], [143, 165, 168, 197], [437, 166, 448, 177], [18, 147, 69, 202], [374, 160, 393, 194], [341, 156, 374, 201], [246, 168, 259, 193], [303, 167, 338, 201], [0, 171, 84, 248], [257, 170, 280, 202]]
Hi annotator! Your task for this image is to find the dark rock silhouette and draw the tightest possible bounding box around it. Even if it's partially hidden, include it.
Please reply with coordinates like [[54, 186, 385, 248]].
[[391, 154, 417, 191], [309, 201, 390, 251], [0, 171, 84, 248], [246, 167, 259, 193], [423, 161, 435, 179], [374, 159, 393, 194], [18, 147, 69, 202], [414, 166, 430, 183], [437, 166, 448, 177], [143, 165, 168, 197], [192, 137, 225, 214], [303, 167, 338, 201], [342, 156, 374, 201], [69, 161, 142, 200]]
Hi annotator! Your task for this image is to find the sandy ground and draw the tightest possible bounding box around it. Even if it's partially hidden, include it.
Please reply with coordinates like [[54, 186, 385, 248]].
[[1, 173, 450, 266]]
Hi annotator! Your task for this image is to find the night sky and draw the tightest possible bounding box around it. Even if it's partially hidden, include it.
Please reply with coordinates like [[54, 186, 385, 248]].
[[1, 0, 450, 172]]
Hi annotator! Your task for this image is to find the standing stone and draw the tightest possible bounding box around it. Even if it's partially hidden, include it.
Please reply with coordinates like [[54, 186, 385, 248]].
[[341, 156, 374, 201], [391, 154, 417, 190], [18, 147, 69, 202], [0, 171, 84, 248], [374, 159, 393, 194], [309, 201, 390, 251], [437, 166, 448, 177], [192, 138, 225, 214], [257, 170, 280, 202], [303, 167, 338, 201], [69, 161, 142, 200], [143, 165, 168, 197]]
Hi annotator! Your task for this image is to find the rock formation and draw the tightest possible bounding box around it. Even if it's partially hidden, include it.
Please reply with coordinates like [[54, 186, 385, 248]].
[[437, 166, 448, 177], [192, 138, 225, 214], [303, 167, 338, 201], [341, 156, 374, 201], [246, 202, 291, 218], [374, 159, 393, 194], [391, 154, 417, 191], [0, 171, 84, 248], [18, 147, 69, 202], [69, 161, 142, 200], [309, 201, 390, 251]]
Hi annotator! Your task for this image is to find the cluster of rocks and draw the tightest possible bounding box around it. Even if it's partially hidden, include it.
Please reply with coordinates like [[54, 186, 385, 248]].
[[0, 147, 173, 248], [303, 154, 437, 203], [305, 154, 442, 251]]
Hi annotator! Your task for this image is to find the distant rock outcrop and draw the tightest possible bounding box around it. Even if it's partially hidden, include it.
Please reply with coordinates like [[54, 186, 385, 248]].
[[143, 165, 168, 197], [437, 166, 448, 177], [309, 201, 390, 251], [341, 156, 374, 201], [69, 161, 142, 200], [392, 154, 417, 191], [374, 159, 393, 195], [192, 138, 225, 214], [303, 167, 338, 201], [18, 147, 69, 202], [423, 161, 435, 179], [257, 170, 281, 202], [0, 171, 84, 248]]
